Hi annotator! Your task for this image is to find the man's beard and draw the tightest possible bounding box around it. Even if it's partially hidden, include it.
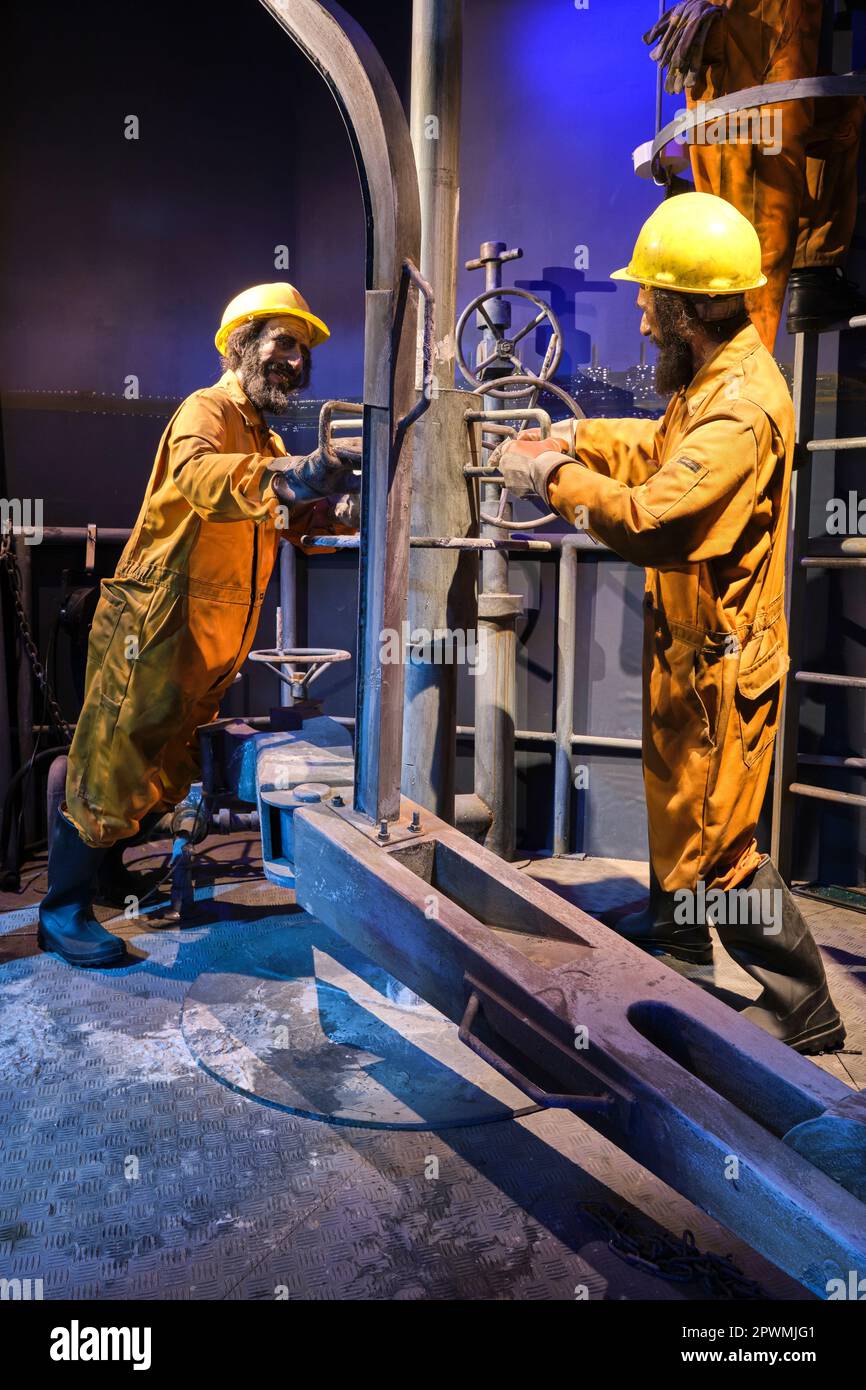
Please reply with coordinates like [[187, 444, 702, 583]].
[[651, 292, 696, 395], [654, 329, 694, 395], [239, 343, 311, 414]]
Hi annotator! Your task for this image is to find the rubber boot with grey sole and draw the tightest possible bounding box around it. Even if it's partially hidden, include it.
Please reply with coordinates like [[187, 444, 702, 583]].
[[711, 856, 845, 1054]]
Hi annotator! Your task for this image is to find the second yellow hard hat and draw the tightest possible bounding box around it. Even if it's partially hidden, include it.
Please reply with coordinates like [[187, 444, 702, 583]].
[[215, 282, 331, 355], [611, 191, 767, 295]]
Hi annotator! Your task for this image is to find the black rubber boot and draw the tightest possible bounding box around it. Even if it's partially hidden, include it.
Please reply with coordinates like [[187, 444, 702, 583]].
[[38, 810, 125, 967], [94, 813, 168, 908], [712, 857, 845, 1054], [786, 266, 866, 334], [612, 868, 713, 965]]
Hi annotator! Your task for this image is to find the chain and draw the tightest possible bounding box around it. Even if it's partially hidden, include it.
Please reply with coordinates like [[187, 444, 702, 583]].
[[0, 529, 72, 746], [580, 1201, 768, 1300]]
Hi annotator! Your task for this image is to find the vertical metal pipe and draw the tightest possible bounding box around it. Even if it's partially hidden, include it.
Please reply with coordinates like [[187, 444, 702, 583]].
[[654, 0, 665, 138], [553, 539, 578, 856], [278, 541, 297, 707], [14, 535, 36, 841], [410, 0, 462, 394], [473, 244, 521, 860], [402, 0, 466, 820]]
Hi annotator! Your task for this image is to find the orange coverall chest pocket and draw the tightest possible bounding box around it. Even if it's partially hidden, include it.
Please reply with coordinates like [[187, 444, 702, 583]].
[[735, 629, 790, 767]]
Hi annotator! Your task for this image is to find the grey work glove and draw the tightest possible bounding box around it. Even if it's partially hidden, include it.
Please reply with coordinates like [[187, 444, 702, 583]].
[[279, 437, 362, 499], [643, 1, 722, 95], [267, 475, 336, 534], [487, 436, 571, 503]]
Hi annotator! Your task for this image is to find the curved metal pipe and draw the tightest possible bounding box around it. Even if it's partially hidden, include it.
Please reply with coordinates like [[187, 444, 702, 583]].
[[260, 0, 422, 826]]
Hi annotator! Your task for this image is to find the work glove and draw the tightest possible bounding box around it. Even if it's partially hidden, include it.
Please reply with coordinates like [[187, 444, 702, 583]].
[[329, 492, 361, 530], [267, 474, 339, 536], [643, 1, 723, 95], [278, 437, 362, 499], [487, 435, 571, 503]]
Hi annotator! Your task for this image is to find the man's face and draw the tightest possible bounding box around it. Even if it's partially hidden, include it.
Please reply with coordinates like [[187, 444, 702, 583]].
[[237, 314, 311, 413], [637, 285, 660, 345], [637, 286, 695, 395]]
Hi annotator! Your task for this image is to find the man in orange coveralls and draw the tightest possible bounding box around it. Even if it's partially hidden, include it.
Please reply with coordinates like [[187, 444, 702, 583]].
[[39, 283, 358, 968], [492, 194, 844, 1054], [645, 0, 866, 348]]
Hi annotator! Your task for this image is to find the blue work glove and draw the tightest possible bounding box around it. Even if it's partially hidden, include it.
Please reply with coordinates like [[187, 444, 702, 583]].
[[644, 1, 723, 95]]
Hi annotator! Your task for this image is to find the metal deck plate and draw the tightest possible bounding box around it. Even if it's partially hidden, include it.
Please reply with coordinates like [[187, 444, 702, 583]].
[[0, 856, 845, 1299], [182, 917, 532, 1128]]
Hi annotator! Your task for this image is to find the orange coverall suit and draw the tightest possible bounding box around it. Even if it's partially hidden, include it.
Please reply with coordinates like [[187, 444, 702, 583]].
[[687, 0, 863, 349], [548, 324, 793, 892], [66, 370, 324, 849]]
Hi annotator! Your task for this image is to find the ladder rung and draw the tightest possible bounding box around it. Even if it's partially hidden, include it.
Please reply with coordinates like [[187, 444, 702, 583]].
[[795, 670, 866, 689], [789, 782, 866, 810], [799, 754, 866, 771], [800, 538, 866, 567], [807, 436, 866, 452], [802, 556, 866, 568]]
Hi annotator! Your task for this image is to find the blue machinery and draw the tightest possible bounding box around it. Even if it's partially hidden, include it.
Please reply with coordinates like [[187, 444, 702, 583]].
[[188, 0, 866, 1296]]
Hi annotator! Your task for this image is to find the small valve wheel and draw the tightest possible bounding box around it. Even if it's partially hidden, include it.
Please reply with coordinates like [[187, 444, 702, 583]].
[[456, 287, 563, 396], [471, 374, 584, 531], [247, 646, 351, 702]]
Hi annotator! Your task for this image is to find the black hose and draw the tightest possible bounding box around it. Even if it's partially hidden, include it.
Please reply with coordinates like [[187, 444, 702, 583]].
[[1, 746, 66, 891]]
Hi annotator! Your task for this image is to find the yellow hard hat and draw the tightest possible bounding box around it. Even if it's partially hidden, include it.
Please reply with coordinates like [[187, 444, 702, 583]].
[[611, 192, 767, 295], [215, 282, 331, 355]]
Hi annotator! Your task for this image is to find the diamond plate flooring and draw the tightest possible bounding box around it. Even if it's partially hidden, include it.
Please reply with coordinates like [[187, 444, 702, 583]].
[[0, 835, 862, 1300]]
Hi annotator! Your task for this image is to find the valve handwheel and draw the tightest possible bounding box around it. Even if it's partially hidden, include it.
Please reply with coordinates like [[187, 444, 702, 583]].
[[456, 287, 563, 395], [247, 646, 351, 702], [472, 374, 585, 531]]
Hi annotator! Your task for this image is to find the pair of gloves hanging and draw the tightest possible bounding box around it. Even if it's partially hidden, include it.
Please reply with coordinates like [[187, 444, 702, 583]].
[[644, 0, 723, 96]]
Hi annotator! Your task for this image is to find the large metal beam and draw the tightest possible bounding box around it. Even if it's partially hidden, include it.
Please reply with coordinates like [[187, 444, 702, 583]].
[[260, 0, 422, 825], [295, 796, 866, 1296]]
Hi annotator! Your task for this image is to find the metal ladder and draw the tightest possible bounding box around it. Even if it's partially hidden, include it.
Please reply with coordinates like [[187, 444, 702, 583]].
[[770, 314, 866, 887]]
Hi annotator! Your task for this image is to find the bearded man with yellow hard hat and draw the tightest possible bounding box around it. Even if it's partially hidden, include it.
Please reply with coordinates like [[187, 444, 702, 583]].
[[39, 283, 358, 968], [494, 192, 844, 1054]]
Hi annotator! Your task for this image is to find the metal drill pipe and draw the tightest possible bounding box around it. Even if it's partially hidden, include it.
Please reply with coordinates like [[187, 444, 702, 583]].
[[402, 0, 466, 824]]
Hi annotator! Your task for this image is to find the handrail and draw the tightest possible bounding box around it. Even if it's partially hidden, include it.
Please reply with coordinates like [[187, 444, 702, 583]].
[[635, 72, 866, 179]]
